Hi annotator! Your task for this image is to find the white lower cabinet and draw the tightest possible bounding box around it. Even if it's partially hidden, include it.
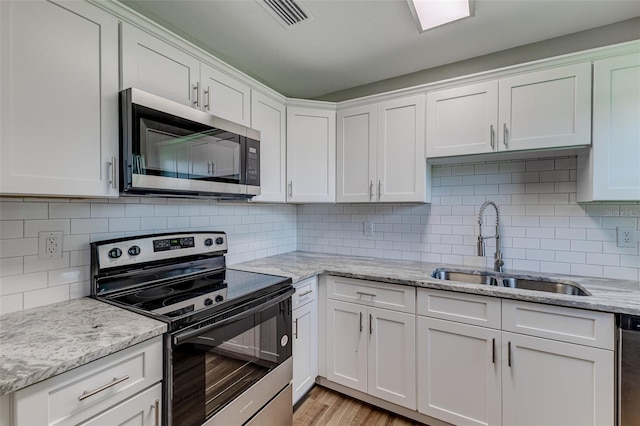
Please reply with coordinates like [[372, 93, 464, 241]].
[[417, 317, 501, 426], [13, 337, 162, 426], [417, 289, 615, 426], [325, 277, 416, 410], [292, 277, 318, 404]]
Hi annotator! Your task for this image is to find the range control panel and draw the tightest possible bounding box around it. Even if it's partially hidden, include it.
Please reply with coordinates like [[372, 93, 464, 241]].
[[96, 232, 228, 269]]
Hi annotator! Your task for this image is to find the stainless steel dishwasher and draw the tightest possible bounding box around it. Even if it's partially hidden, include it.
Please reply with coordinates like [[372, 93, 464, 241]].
[[619, 314, 640, 425]]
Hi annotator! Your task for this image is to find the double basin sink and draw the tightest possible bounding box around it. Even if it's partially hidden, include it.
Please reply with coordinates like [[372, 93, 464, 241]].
[[431, 269, 590, 296]]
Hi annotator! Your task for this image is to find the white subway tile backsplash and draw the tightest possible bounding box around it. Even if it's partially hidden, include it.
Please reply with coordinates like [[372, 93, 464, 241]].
[[71, 218, 109, 234], [0, 202, 48, 220], [24, 219, 70, 237], [23, 285, 69, 310], [0, 221, 23, 239], [0, 238, 38, 258], [49, 203, 90, 219], [0, 272, 47, 295]]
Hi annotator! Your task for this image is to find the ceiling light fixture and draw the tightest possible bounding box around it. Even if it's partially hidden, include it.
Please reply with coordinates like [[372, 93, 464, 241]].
[[407, 0, 474, 32]]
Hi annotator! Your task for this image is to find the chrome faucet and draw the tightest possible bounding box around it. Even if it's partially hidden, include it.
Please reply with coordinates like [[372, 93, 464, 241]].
[[477, 201, 504, 273]]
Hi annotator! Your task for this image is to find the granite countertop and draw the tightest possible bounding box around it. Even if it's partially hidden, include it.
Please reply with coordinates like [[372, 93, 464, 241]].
[[230, 251, 640, 316], [0, 298, 166, 397]]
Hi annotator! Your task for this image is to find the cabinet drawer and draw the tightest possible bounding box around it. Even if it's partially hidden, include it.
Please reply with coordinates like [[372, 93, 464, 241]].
[[14, 336, 162, 426], [79, 382, 161, 426], [502, 300, 615, 350], [327, 276, 415, 314], [417, 289, 501, 329], [293, 277, 317, 310]]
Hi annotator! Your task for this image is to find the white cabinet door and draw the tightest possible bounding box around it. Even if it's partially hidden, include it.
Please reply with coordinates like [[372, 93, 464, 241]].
[[286, 106, 336, 203], [426, 81, 499, 158], [292, 301, 318, 404], [579, 52, 640, 201], [326, 299, 367, 393], [0, 0, 119, 197], [251, 91, 287, 203], [498, 63, 592, 151], [79, 383, 161, 426], [200, 63, 251, 126], [377, 95, 427, 203], [417, 317, 501, 426], [368, 307, 416, 410], [502, 332, 614, 426], [121, 22, 200, 107], [337, 104, 377, 203]]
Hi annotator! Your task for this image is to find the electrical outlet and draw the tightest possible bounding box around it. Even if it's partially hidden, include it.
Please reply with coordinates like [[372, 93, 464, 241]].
[[616, 226, 637, 248], [38, 231, 63, 260], [364, 221, 374, 236]]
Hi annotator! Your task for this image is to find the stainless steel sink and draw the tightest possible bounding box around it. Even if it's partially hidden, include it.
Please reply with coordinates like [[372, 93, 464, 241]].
[[431, 269, 590, 296]]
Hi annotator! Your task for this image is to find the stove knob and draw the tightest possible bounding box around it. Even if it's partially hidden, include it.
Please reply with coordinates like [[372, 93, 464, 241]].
[[128, 245, 141, 256], [215, 295, 224, 303], [204, 238, 214, 247], [204, 298, 213, 306], [215, 237, 224, 245], [108, 248, 122, 259]]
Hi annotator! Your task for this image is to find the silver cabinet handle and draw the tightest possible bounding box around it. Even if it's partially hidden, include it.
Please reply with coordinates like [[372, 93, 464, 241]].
[[288, 181, 293, 198], [492, 338, 496, 364], [369, 181, 374, 200], [377, 180, 382, 200], [294, 318, 298, 339], [207, 162, 211, 174], [508, 341, 512, 367], [503, 123, 508, 148], [108, 157, 116, 189], [356, 291, 376, 298], [78, 375, 129, 401], [298, 289, 313, 298], [490, 125, 495, 149], [369, 313, 372, 335], [193, 82, 200, 107], [151, 399, 160, 426], [204, 86, 211, 111], [359, 312, 363, 332]]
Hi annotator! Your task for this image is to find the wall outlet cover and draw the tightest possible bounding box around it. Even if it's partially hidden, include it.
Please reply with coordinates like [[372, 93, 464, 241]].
[[364, 221, 374, 236], [616, 226, 637, 248], [38, 231, 63, 260]]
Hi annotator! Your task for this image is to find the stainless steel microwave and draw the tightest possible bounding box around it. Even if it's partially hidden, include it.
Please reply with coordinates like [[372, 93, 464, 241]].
[[120, 88, 260, 199]]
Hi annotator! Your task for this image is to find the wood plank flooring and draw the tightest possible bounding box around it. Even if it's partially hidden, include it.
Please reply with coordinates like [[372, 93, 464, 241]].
[[293, 386, 425, 426]]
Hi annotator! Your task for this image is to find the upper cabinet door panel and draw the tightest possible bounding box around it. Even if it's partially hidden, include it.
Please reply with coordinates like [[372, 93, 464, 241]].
[[498, 63, 592, 151], [426, 81, 498, 158], [337, 104, 377, 203], [0, 0, 119, 197], [121, 22, 199, 107], [251, 91, 286, 203], [201, 63, 251, 126], [286, 106, 336, 203], [591, 53, 640, 201], [377, 95, 427, 203]]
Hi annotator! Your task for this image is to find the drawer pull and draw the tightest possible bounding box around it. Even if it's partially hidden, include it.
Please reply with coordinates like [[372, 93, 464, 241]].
[[294, 318, 299, 339], [508, 341, 512, 367], [78, 375, 130, 401], [298, 289, 313, 298], [492, 338, 495, 364], [359, 312, 363, 333], [369, 314, 372, 335], [356, 291, 376, 298], [152, 399, 160, 426]]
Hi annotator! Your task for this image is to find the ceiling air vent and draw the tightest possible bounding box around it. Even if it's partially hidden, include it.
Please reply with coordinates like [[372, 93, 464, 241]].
[[260, 0, 312, 27]]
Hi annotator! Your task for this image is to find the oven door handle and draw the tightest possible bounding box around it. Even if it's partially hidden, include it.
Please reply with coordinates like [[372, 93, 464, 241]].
[[172, 288, 294, 346]]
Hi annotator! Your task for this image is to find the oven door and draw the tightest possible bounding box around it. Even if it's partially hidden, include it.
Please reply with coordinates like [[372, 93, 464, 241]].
[[168, 288, 293, 426]]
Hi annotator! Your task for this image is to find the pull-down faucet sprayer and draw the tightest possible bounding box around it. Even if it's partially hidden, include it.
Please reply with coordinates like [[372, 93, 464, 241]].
[[477, 201, 504, 273]]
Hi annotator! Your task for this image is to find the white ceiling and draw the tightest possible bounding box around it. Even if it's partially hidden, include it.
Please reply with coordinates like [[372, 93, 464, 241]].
[[121, 0, 640, 99]]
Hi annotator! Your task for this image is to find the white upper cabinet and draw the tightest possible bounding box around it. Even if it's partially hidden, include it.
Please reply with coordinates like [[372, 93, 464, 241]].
[[499, 63, 592, 151], [337, 94, 428, 203], [286, 106, 336, 203], [337, 104, 377, 202], [426, 81, 498, 158], [121, 22, 199, 107], [121, 23, 250, 126], [0, 0, 119, 197], [578, 52, 640, 202], [200, 63, 251, 126], [251, 91, 287, 203], [426, 63, 592, 158]]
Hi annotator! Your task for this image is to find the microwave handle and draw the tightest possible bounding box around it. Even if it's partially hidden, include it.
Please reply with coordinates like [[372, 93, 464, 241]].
[[172, 287, 294, 346]]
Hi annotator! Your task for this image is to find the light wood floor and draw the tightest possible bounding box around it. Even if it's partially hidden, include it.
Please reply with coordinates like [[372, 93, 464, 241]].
[[293, 386, 425, 426]]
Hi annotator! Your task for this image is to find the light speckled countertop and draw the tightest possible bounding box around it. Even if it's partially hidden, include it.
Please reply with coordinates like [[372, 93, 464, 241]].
[[0, 298, 166, 397], [230, 251, 640, 316]]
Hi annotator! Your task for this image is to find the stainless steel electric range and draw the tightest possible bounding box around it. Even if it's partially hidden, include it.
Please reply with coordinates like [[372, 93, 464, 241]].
[[91, 231, 294, 426]]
